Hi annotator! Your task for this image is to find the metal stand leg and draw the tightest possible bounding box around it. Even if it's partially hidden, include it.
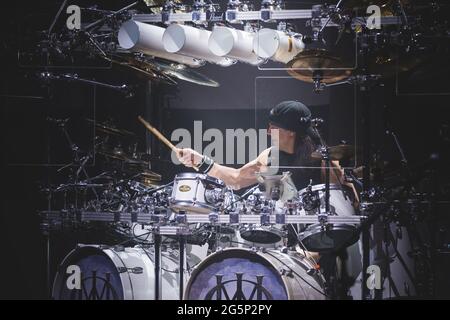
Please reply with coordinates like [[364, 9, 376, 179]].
[[154, 233, 161, 300], [360, 45, 374, 300], [179, 236, 185, 300], [362, 227, 370, 299], [46, 233, 51, 298]]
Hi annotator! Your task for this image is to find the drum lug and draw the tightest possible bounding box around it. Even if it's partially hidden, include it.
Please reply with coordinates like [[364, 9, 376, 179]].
[[279, 268, 293, 277], [318, 213, 329, 225], [117, 266, 143, 274], [307, 268, 318, 276]]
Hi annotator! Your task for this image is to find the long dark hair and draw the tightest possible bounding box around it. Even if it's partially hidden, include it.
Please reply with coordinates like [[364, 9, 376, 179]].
[[294, 134, 317, 167]]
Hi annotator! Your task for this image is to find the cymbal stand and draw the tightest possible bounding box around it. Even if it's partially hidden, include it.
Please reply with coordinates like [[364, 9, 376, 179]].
[[153, 232, 162, 300], [310, 120, 331, 222], [152, 222, 191, 300], [357, 31, 385, 300], [310, 121, 340, 299], [54, 119, 99, 201]]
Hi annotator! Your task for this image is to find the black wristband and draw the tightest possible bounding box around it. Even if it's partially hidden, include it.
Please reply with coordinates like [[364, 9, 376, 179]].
[[198, 155, 214, 173], [197, 155, 209, 172], [204, 157, 215, 174]]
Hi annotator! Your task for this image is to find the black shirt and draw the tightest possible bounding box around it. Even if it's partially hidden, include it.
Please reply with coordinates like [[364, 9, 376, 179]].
[[267, 147, 321, 191]]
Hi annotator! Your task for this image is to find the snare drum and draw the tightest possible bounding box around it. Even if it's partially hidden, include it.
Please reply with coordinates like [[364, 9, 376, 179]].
[[170, 173, 226, 214], [298, 184, 359, 252]]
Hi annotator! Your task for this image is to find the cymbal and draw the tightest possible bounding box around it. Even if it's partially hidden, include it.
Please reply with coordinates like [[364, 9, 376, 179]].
[[286, 49, 352, 84], [104, 53, 178, 85], [106, 52, 219, 87], [311, 145, 356, 161], [97, 147, 130, 161], [86, 118, 136, 137], [137, 170, 162, 182], [369, 51, 423, 77], [151, 60, 220, 87]]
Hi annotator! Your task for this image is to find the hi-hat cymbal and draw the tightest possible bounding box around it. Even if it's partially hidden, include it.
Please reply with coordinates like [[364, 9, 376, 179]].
[[311, 145, 356, 161], [286, 49, 352, 84], [86, 118, 136, 137]]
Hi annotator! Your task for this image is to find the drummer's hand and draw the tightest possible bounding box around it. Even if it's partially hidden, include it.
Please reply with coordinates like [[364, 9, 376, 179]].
[[177, 148, 203, 168]]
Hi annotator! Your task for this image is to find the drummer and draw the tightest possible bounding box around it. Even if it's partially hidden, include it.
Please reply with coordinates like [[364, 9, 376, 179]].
[[177, 100, 358, 201]]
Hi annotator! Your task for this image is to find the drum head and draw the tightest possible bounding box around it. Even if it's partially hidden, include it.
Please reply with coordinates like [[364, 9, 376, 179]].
[[299, 224, 359, 252], [240, 228, 282, 244], [185, 248, 288, 300], [52, 246, 124, 300]]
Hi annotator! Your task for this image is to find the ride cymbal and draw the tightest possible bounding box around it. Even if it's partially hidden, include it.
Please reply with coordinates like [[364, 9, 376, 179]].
[[286, 49, 352, 84]]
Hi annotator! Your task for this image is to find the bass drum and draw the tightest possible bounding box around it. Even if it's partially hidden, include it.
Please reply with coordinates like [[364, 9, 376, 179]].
[[184, 248, 326, 300], [52, 245, 182, 300]]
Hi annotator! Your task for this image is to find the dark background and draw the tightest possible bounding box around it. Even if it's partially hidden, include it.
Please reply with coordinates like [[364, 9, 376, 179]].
[[1, 0, 449, 299]]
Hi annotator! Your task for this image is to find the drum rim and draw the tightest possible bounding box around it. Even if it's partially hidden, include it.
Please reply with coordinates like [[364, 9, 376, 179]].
[[298, 183, 348, 194], [170, 200, 217, 213], [239, 225, 284, 244], [174, 172, 225, 186], [298, 224, 359, 252], [184, 247, 292, 300]]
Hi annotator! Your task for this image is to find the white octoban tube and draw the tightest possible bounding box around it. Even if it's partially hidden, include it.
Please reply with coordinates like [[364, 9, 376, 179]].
[[253, 28, 305, 64], [163, 24, 235, 67], [118, 20, 203, 67], [208, 26, 263, 66]]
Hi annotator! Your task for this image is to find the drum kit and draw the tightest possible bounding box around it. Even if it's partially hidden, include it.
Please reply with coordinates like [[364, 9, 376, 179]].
[[41, 118, 444, 301], [46, 168, 359, 300], [41, 115, 373, 301], [39, 105, 447, 300]]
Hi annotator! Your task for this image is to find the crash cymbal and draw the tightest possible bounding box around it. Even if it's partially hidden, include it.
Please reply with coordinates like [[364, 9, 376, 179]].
[[311, 145, 356, 161], [103, 53, 178, 85], [151, 60, 220, 87], [286, 49, 352, 84], [86, 118, 136, 137]]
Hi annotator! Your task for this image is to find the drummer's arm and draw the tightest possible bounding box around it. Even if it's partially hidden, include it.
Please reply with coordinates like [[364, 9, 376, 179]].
[[178, 148, 270, 190], [208, 158, 261, 190]]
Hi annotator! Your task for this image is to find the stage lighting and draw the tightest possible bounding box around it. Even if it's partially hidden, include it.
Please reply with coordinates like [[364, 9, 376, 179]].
[[208, 26, 264, 66], [118, 20, 204, 67], [253, 28, 305, 64], [162, 24, 236, 67]]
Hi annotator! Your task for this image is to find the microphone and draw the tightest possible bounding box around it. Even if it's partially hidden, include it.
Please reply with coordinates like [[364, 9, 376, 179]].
[[307, 118, 324, 146]]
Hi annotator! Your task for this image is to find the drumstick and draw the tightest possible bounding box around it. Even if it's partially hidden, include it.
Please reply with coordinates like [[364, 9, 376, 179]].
[[138, 116, 199, 171]]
